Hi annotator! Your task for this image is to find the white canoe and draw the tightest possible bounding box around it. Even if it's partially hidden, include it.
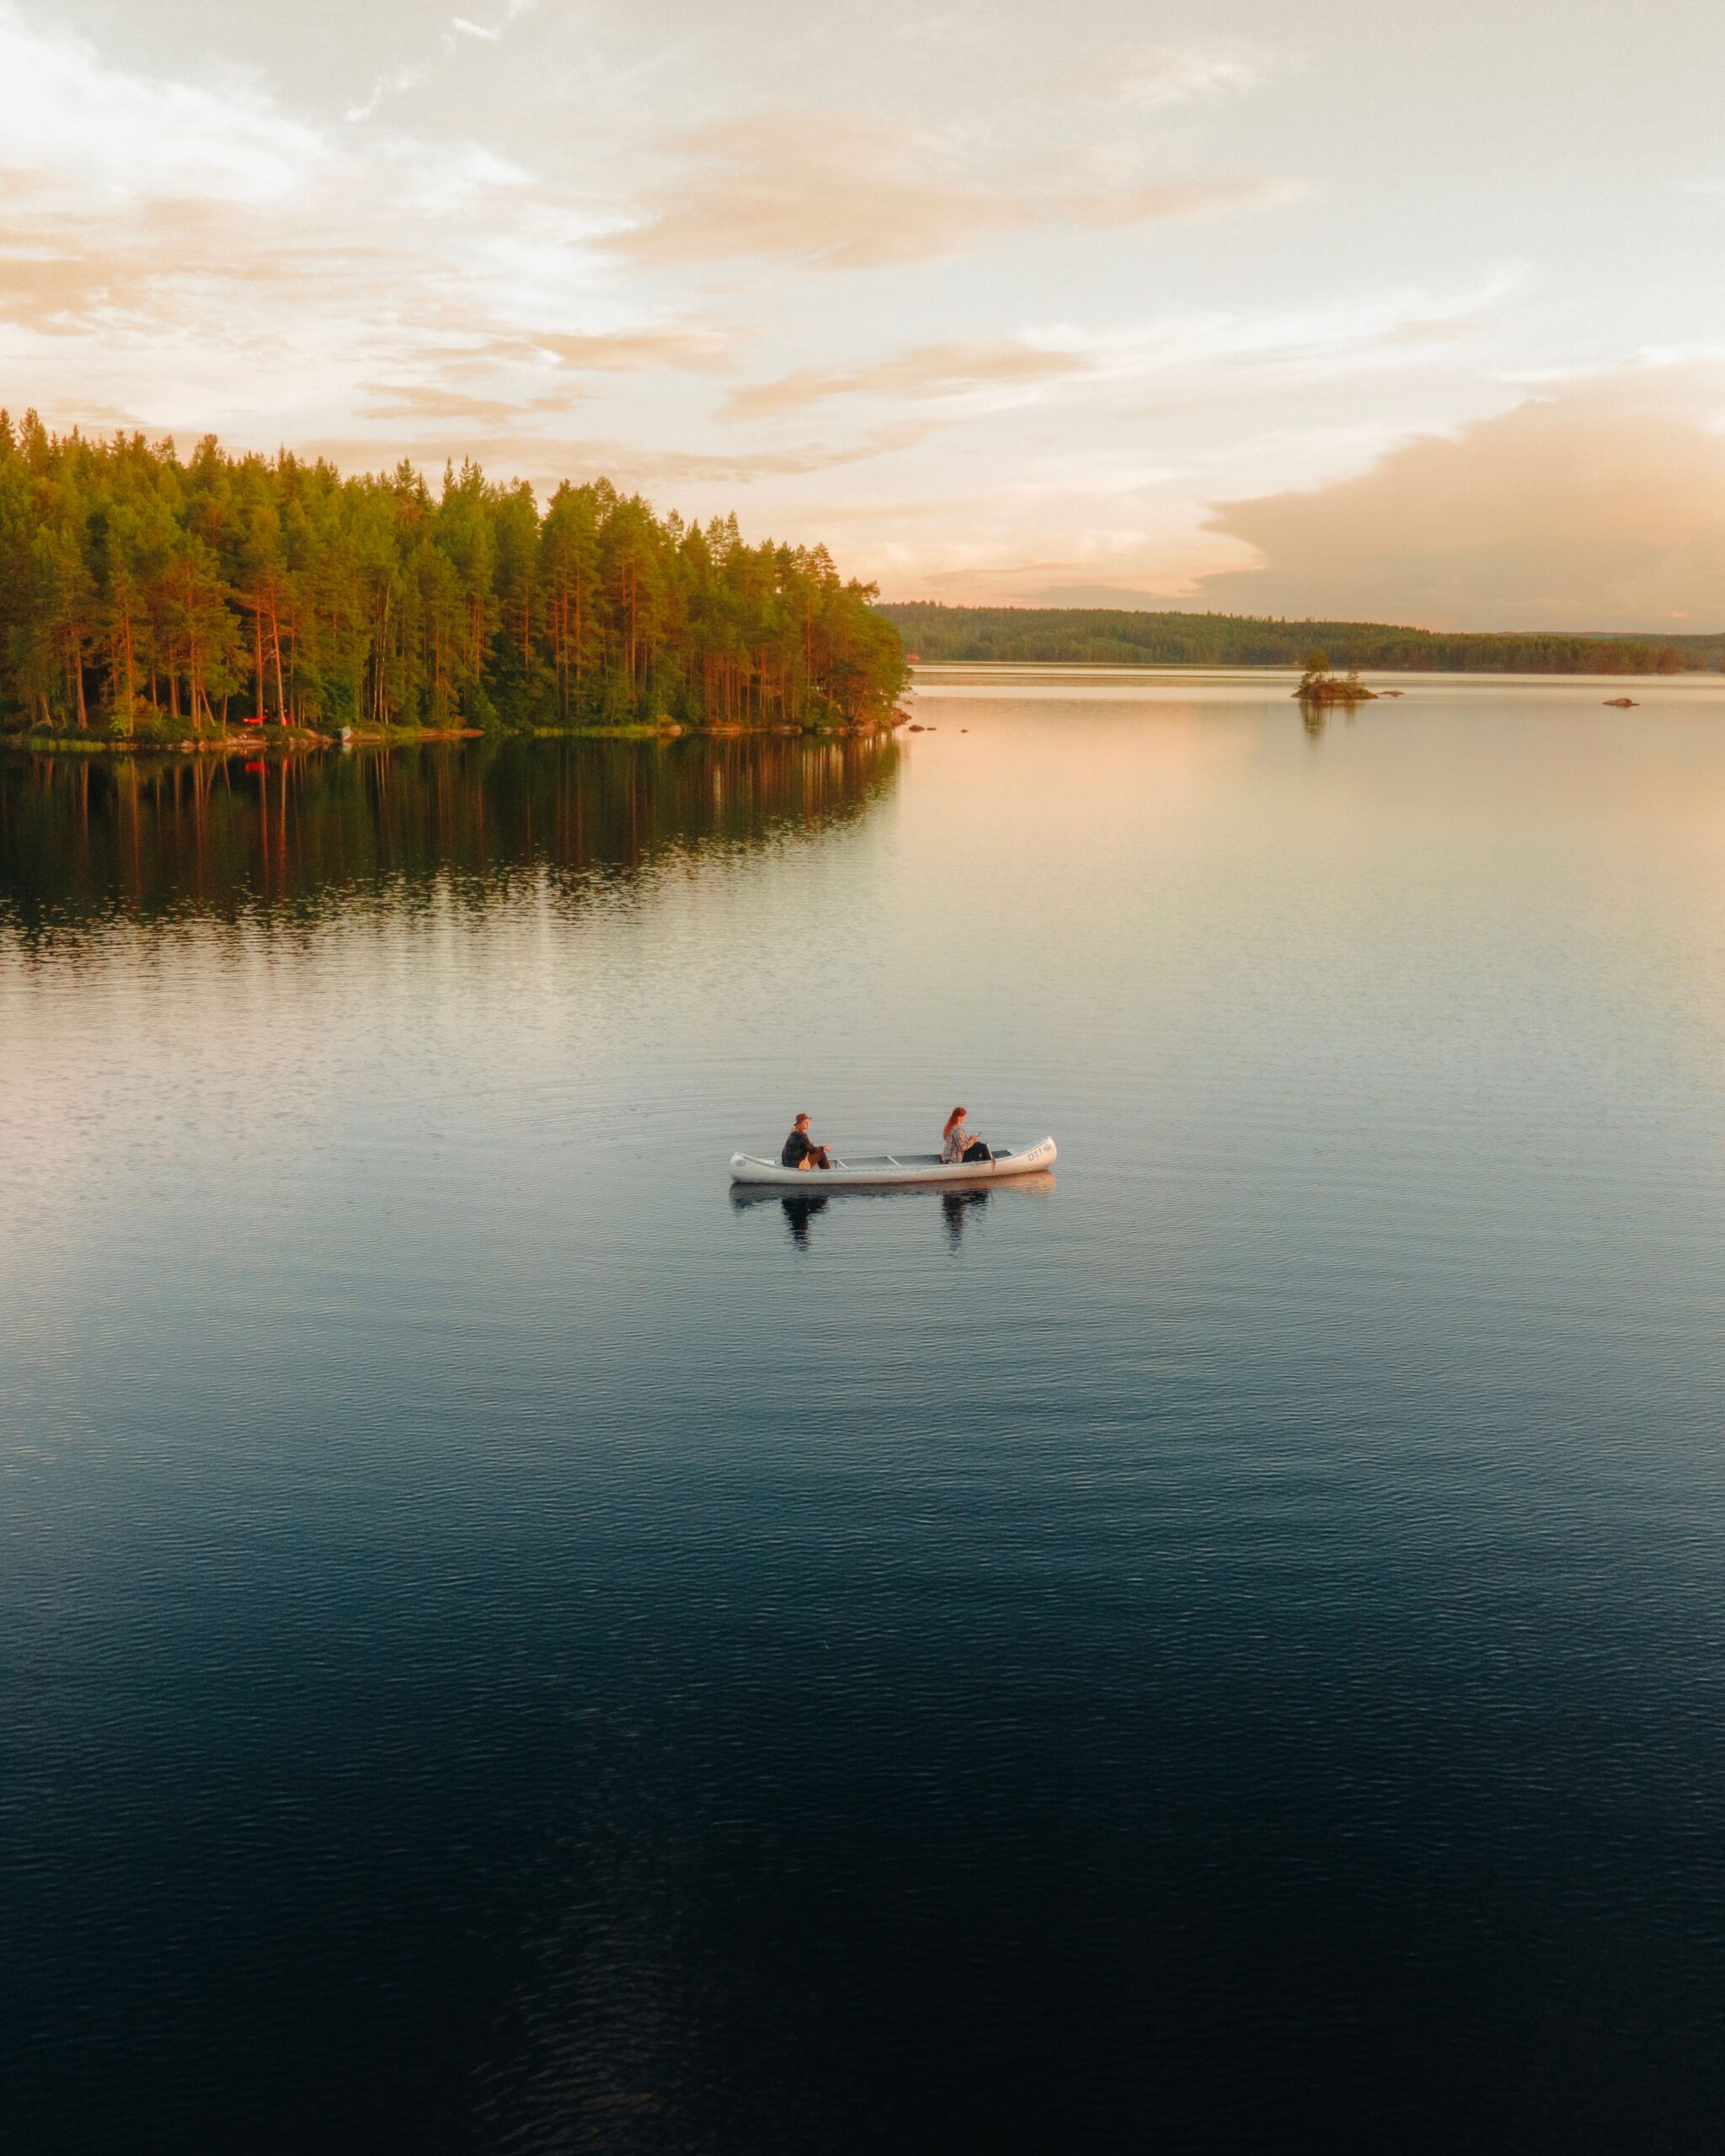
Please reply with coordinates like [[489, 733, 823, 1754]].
[[729, 1135, 1056, 1189]]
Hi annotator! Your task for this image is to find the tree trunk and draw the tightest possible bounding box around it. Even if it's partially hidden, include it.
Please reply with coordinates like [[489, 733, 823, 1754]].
[[270, 595, 286, 725], [122, 609, 136, 729]]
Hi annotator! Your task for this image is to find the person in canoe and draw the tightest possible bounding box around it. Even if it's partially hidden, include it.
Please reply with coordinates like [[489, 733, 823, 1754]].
[[782, 1113, 834, 1171], [942, 1107, 993, 1165]]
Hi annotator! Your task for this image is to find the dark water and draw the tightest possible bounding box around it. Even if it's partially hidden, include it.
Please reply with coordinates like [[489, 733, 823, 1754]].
[[5, 673, 1725, 2153]]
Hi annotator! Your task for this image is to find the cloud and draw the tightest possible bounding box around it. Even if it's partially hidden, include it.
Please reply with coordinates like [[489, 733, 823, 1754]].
[[0, 199, 397, 334], [614, 110, 1287, 270], [879, 534, 1226, 609], [0, 5, 619, 394], [377, 139, 529, 213], [1062, 177, 1294, 232], [724, 337, 1090, 419], [547, 422, 935, 487], [295, 421, 933, 492], [1197, 362, 1725, 630], [359, 382, 578, 423], [0, 2, 328, 206], [346, 67, 425, 125], [349, 0, 537, 121], [715, 276, 1505, 439], [478, 324, 735, 371], [1073, 43, 1277, 109], [1076, 275, 1517, 391]]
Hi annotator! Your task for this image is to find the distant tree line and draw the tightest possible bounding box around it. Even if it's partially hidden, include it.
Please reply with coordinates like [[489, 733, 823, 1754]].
[[879, 604, 1720, 675], [0, 412, 905, 738]]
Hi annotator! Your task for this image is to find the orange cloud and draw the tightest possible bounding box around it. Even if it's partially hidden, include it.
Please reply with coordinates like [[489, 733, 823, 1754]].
[[476, 325, 734, 371], [358, 383, 579, 423], [0, 200, 393, 334], [614, 110, 1286, 270], [294, 421, 932, 491], [724, 338, 1091, 419], [1199, 365, 1725, 630]]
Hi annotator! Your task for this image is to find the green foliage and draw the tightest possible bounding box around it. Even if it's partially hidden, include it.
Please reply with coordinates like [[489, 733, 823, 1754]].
[[0, 413, 905, 735], [881, 604, 1707, 676], [1296, 664, 1373, 705]]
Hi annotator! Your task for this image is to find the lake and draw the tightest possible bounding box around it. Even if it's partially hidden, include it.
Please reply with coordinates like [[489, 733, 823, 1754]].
[[4, 670, 1725, 2153]]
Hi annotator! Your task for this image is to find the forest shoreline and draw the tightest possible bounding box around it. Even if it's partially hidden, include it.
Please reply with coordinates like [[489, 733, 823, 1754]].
[[882, 601, 1718, 675], [0, 415, 907, 740], [4, 712, 909, 757]]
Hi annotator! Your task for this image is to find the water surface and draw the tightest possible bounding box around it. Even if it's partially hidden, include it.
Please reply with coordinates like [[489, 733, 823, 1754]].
[[4, 675, 1725, 2152]]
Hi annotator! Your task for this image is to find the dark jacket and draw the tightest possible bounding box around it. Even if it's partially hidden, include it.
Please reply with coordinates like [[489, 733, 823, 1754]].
[[782, 1129, 814, 1166]]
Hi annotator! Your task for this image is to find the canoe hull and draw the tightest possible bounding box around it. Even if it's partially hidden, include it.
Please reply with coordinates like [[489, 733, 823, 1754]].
[[729, 1135, 1056, 1189]]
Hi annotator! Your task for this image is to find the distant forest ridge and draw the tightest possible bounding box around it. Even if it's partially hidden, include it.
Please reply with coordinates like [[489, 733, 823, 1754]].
[[878, 604, 1725, 675], [0, 411, 905, 739]]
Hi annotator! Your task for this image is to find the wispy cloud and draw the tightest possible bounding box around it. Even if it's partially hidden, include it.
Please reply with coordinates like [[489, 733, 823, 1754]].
[[556, 421, 935, 486], [348, 1, 537, 122], [359, 382, 578, 423], [721, 278, 1513, 429], [376, 139, 530, 213], [297, 420, 934, 491], [0, 2, 328, 205], [478, 324, 737, 371], [615, 110, 1290, 270], [1070, 42, 1279, 109], [1043, 274, 1520, 392], [724, 338, 1090, 419], [0, 2, 697, 445], [0, 205, 396, 335]]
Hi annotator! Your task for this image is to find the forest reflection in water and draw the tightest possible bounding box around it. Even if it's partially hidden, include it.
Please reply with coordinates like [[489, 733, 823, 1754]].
[[0, 731, 900, 938]]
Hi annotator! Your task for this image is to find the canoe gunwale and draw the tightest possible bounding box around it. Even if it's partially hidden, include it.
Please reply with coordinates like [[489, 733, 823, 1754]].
[[728, 1137, 1057, 1189]]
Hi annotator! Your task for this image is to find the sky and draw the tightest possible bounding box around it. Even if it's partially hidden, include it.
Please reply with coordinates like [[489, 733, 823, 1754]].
[[5, 0, 1725, 628]]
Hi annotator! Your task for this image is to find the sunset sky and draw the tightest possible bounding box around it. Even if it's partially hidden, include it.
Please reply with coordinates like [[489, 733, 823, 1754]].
[[7, 0, 1725, 627]]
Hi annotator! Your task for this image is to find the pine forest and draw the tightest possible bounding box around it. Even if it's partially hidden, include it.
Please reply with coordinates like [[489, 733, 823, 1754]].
[[0, 413, 906, 740]]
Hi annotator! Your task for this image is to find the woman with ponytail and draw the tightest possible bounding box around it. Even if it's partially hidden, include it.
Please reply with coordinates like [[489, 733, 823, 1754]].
[[941, 1107, 992, 1166]]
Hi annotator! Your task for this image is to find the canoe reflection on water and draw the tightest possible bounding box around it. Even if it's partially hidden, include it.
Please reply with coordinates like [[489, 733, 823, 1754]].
[[729, 1171, 1056, 1251]]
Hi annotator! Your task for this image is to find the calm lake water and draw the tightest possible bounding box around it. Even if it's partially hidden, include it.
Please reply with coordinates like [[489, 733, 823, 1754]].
[[5, 669, 1725, 2153]]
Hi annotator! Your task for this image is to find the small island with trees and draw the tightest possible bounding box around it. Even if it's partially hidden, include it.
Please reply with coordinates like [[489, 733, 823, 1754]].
[[1295, 649, 1377, 705], [0, 411, 906, 751]]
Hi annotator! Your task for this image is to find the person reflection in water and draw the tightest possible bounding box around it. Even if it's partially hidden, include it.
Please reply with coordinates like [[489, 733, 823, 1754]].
[[782, 1113, 833, 1171], [942, 1189, 987, 1252], [781, 1193, 829, 1247]]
